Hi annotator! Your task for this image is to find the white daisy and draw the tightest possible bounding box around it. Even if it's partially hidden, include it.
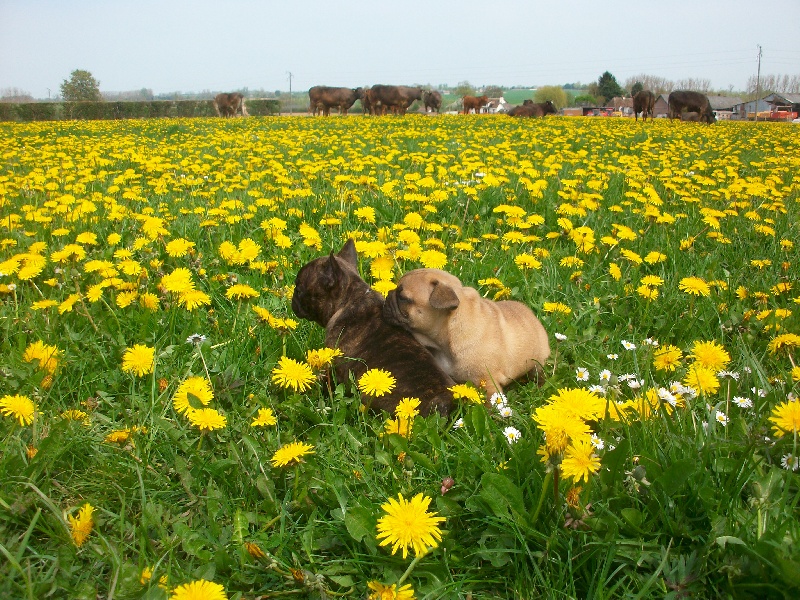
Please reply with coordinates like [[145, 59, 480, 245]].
[[732, 396, 753, 409], [576, 367, 590, 382], [503, 426, 521, 444]]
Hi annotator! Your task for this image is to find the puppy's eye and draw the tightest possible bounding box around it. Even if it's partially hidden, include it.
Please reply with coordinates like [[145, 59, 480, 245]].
[[398, 295, 411, 305]]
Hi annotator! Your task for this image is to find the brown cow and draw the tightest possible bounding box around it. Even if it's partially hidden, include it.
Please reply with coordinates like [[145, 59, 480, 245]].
[[462, 95, 489, 114], [680, 111, 701, 122], [423, 90, 442, 113], [507, 100, 557, 118], [361, 88, 376, 115], [668, 90, 716, 124], [308, 86, 364, 116], [368, 85, 423, 115], [633, 90, 656, 122], [213, 92, 248, 117]]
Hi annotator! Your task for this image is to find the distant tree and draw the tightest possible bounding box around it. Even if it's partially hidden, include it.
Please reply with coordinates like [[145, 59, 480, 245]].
[[534, 85, 568, 109], [630, 81, 644, 96], [60, 69, 102, 102], [455, 80, 476, 97], [483, 85, 504, 98], [624, 74, 673, 96], [573, 94, 600, 106], [586, 82, 603, 103], [597, 71, 623, 103], [0, 87, 35, 102]]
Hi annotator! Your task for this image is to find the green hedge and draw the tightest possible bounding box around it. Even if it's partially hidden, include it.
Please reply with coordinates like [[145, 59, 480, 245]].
[[0, 99, 281, 122]]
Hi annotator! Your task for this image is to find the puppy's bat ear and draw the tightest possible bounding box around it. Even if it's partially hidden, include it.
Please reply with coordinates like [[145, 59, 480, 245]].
[[337, 239, 358, 268], [429, 282, 460, 310], [323, 253, 344, 288]]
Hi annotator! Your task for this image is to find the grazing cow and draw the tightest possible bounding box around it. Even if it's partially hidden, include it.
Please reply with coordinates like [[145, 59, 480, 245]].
[[680, 111, 701, 122], [668, 90, 716, 124], [361, 88, 376, 115], [633, 90, 656, 122], [308, 86, 364, 116], [423, 90, 443, 113], [213, 92, 248, 117], [462, 95, 489, 114], [368, 85, 424, 115], [507, 100, 557, 118]]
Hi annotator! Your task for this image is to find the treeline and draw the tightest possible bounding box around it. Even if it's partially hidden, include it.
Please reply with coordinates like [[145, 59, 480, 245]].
[[0, 99, 280, 122]]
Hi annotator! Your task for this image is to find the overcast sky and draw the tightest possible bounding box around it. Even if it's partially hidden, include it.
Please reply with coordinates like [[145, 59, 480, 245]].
[[1, 0, 798, 98]]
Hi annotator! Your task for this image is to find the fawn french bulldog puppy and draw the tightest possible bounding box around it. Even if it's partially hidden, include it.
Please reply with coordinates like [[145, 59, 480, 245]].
[[292, 240, 454, 416], [384, 268, 550, 400]]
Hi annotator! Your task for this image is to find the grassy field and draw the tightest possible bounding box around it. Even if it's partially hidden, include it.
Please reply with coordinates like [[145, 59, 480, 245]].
[[1, 115, 799, 599]]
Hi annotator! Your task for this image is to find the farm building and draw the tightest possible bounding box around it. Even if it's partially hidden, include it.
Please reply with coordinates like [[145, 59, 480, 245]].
[[654, 94, 670, 118], [763, 93, 800, 120], [731, 97, 773, 120], [608, 96, 634, 116], [707, 96, 742, 120], [484, 97, 510, 113]]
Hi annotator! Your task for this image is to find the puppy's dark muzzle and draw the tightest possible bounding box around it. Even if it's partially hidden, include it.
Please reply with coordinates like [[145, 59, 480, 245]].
[[291, 293, 308, 319], [382, 290, 406, 327]]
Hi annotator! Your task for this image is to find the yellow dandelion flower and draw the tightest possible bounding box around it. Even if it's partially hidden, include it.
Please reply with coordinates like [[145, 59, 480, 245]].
[[270, 440, 315, 467], [543, 302, 572, 315], [653, 344, 683, 371], [0, 394, 36, 426], [683, 364, 720, 396], [161, 268, 195, 294], [188, 408, 227, 432], [226, 284, 260, 300], [560, 439, 601, 483], [178, 289, 211, 311], [419, 249, 447, 269], [104, 429, 132, 444], [165, 238, 195, 258], [608, 262, 622, 281], [367, 581, 416, 600], [23, 340, 61, 373], [515, 253, 542, 269], [121, 344, 155, 377], [271, 356, 316, 393], [168, 579, 227, 600], [689, 340, 731, 371], [68, 503, 95, 548], [384, 417, 412, 438], [679, 276, 711, 297], [305, 347, 342, 370], [251, 407, 277, 427], [376, 493, 445, 559], [449, 383, 482, 404], [172, 376, 214, 415], [61, 409, 90, 425], [768, 333, 800, 355], [395, 397, 421, 420], [358, 369, 396, 397], [769, 400, 800, 437]]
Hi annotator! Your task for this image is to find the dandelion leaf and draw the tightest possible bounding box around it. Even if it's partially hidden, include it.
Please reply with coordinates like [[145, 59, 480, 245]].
[[478, 472, 528, 525], [344, 504, 375, 544], [655, 458, 697, 496]]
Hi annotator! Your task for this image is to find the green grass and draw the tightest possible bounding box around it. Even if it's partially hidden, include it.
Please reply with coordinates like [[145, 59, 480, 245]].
[[0, 115, 799, 599]]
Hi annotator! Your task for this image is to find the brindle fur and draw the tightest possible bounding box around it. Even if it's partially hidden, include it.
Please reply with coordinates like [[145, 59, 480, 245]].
[[291, 240, 454, 416]]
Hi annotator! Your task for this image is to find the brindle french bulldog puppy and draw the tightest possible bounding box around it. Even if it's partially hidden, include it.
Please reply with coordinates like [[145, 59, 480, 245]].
[[291, 240, 454, 416], [384, 268, 550, 401]]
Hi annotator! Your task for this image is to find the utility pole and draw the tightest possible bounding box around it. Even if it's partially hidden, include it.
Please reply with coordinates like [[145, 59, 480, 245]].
[[287, 71, 293, 115], [754, 44, 762, 121]]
